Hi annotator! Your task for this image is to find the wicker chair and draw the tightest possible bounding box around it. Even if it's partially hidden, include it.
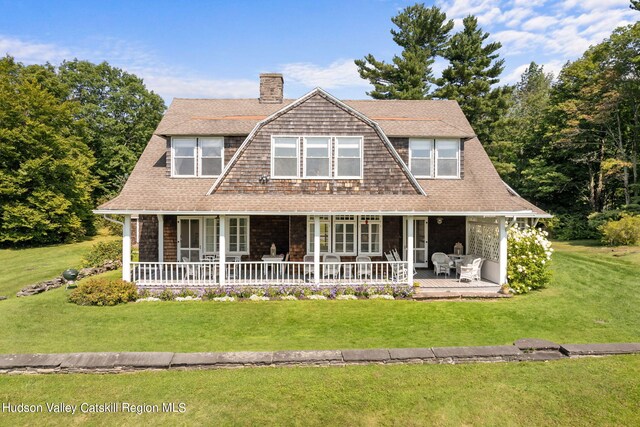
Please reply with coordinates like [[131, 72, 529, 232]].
[[431, 252, 453, 277]]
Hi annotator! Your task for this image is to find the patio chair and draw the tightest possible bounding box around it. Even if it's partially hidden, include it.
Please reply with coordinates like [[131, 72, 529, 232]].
[[323, 254, 341, 279], [385, 251, 408, 283], [459, 258, 482, 283], [356, 255, 372, 280], [455, 255, 474, 278], [431, 252, 453, 278], [393, 247, 417, 275], [303, 254, 315, 281], [181, 257, 197, 281], [225, 255, 241, 280]]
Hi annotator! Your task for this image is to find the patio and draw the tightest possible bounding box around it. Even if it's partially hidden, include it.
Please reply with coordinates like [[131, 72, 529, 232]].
[[413, 269, 501, 294]]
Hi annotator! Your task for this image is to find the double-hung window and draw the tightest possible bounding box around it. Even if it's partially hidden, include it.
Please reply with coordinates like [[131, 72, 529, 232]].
[[172, 137, 224, 177], [333, 215, 356, 255], [435, 139, 460, 178], [172, 138, 198, 176], [304, 137, 331, 178], [409, 139, 433, 178], [272, 137, 299, 178], [409, 138, 460, 178], [359, 215, 382, 255], [228, 217, 249, 253], [307, 216, 331, 254], [335, 137, 362, 178]]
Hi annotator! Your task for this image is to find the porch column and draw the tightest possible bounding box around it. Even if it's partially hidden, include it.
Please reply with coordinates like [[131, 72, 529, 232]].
[[313, 216, 320, 284], [406, 216, 414, 285], [219, 215, 226, 286], [498, 216, 508, 286], [157, 214, 164, 262], [123, 214, 131, 282]]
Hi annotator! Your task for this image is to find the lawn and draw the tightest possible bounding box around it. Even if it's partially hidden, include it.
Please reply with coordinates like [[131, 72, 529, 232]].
[[0, 355, 638, 426], [0, 241, 638, 353], [0, 231, 118, 298]]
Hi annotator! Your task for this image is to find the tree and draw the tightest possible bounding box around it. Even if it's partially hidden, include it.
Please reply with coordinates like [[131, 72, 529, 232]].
[[631, 0, 639, 11], [433, 15, 510, 143], [57, 60, 165, 201], [0, 56, 96, 245], [355, 4, 453, 99]]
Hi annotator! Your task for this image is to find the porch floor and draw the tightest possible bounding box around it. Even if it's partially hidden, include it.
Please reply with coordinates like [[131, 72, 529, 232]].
[[414, 269, 501, 293]]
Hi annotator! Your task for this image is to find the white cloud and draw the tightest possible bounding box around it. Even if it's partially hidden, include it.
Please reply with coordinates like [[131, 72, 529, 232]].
[[491, 30, 547, 55], [0, 36, 70, 64], [280, 59, 369, 89], [522, 15, 558, 31], [502, 59, 565, 84]]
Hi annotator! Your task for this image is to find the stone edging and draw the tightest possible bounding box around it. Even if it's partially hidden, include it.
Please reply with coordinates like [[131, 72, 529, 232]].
[[1, 340, 638, 375]]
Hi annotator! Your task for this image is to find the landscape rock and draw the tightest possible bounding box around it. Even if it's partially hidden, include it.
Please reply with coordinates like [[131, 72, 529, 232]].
[[272, 350, 342, 363], [560, 343, 640, 356], [342, 349, 390, 362], [514, 338, 560, 351], [432, 345, 522, 359], [388, 348, 436, 360]]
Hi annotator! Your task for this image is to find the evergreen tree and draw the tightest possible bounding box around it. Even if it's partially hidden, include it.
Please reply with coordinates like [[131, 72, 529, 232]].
[[631, 0, 639, 11], [0, 57, 96, 245], [355, 4, 453, 99], [433, 15, 510, 143]]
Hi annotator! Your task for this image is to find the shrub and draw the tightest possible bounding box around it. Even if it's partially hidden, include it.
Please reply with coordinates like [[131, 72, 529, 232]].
[[600, 215, 640, 246], [507, 227, 553, 294], [547, 213, 597, 240], [157, 288, 176, 301], [178, 288, 198, 298], [68, 278, 137, 306], [81, 240, 122, 268]]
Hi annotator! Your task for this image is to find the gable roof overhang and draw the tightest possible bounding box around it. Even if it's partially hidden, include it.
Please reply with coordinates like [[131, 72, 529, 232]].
[[205, 87, 426, 196]]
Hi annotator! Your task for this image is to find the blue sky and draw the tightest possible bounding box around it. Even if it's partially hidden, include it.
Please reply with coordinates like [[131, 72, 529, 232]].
[[1, 0, 637, 103]]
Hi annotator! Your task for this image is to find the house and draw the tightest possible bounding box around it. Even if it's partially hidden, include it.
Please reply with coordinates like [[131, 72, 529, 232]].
[[95, 73, 549, 288]]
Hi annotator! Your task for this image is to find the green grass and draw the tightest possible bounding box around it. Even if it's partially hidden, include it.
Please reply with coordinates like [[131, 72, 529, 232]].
[[0, 355, 638, 426], [0, 241, 638, 353], [0, 232, 118, 298]]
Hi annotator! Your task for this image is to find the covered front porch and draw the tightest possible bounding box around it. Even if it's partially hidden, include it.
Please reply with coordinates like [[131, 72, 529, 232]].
[[121, 213, 509, 288]]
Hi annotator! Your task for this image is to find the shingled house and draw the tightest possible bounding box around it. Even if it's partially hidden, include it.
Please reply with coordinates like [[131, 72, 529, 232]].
[[95, 74, 549, 288]]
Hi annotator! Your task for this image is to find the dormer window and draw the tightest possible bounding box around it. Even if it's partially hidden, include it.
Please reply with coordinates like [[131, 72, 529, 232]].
[[409, 138, 460, 179], [171, 137, 224, 177]]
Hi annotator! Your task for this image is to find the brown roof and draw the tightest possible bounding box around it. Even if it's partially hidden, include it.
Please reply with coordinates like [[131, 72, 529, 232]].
[[155, 98, 475, 138], [97, 134, 548, 217]]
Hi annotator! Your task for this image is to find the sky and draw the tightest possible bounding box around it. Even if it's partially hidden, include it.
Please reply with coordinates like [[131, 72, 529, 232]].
[[0, 0, 637, 104]]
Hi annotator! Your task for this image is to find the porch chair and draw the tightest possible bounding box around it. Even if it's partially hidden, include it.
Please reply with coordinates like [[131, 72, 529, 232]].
[[392, 247, 417, 275], [455, 255, 474, 278], [225, 255, 241, 281], [303, 254, 315, 282], [323, 254, 341, 279], [356, 255, 372, 280], [459, 258, 482, 283], [431, 252, 453, 278], [385, 251, 408, 283], [181, 257, 197, 281]]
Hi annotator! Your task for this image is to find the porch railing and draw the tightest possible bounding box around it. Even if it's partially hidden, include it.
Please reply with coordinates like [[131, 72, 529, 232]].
[[130, 261, 409, 288]]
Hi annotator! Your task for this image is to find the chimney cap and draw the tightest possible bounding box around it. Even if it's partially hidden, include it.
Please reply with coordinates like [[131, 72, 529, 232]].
[[260, 73, 283, 78]]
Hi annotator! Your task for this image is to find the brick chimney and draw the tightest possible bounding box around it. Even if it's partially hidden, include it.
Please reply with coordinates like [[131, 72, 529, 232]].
[[259, 73, 284, 104]]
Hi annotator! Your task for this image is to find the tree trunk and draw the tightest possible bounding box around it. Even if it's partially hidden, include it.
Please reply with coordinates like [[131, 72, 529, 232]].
[[616, 110, 630, 206], [597, 137, 606, 212]]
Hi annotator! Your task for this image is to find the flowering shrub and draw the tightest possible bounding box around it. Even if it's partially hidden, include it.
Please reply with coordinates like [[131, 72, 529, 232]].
[[507, 226, 553, 294], [157, 288, 176, 301], [280, 295, 298, 301], [68, 278, 137, 306], [336, 294, 357, 300], [307, 295, 327, 300], [211, 296, 235, 302], [368, 294, 394, 300], [200, 284, 413, 300], [600, 215, 640, 246], [249, 294, 270, 301]]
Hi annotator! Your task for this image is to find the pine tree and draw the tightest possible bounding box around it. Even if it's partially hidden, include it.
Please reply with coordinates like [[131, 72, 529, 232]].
[[631, 0, 639, 11], [433, 15, 510, 143], [355, 4, 453, 99]]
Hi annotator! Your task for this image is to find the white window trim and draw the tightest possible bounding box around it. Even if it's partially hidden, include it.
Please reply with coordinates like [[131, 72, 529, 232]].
[[271, 136, 300, 179], [198, 137, 225, 178], [171, 136, 225, 178], [178, 216, 250, 257], [306, 216, 332, 254], [303, 136, 333, 179], [408, 138, 433, 179], [332, 215, 357, 256], [434, 139, 461, 179], [359, 216, 383, 256], [334, 136, 363, 179]]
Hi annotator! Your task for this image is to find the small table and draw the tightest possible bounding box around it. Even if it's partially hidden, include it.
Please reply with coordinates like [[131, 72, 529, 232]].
[[262, 254, 285, 278], [448, 254, 465, 277]]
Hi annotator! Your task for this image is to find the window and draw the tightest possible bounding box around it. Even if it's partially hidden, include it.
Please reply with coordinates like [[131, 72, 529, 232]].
[[172, 137, 224, 177], [200, 138, 224, 177], [335, 137, 362, 178], [228, 217, 249, 253], [409, 138, 460, 178], [409, 139, 433, 178], [307, 216, 331, 254], [333, 215, 356, 255], [272, 137, 299, 178], [172, 138, 197, 176], [203, 218, 220, 254], [360, 215, 382, 255], [435, 139, 460, 177], [304, 137, 331, 177]]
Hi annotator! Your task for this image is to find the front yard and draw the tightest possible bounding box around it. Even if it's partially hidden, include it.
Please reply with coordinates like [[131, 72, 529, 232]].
[[0, 241, 638, 353]]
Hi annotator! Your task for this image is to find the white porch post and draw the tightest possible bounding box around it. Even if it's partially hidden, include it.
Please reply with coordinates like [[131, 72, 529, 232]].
[[313, 216, 320, 284], [498, 216, 508, 286], [406, 216, 414, 285], [157, 214, 164, 262], [219, 215, 226, 286], [123, 214, 131, 282]]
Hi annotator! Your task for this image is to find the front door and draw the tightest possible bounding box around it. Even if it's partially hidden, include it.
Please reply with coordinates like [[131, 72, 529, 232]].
[[178, 218, 200, 262], [404, 218, 429, 268]]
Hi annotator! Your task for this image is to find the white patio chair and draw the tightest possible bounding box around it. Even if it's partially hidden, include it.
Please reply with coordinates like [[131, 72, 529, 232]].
[[393, 247, 417, 275], [181, 257, 197, 281], [303, 254, 315, 281], [459, 258, 482, 282], [455, 255, 474, 278], [385, 252, 408, 283], [356, 255, 372, 280], [225, 255, 240, 280], [431, 252, 453, 278], [323, 254, 341, 279]]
